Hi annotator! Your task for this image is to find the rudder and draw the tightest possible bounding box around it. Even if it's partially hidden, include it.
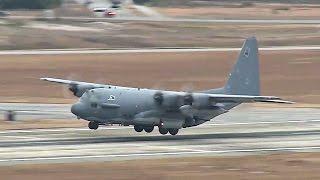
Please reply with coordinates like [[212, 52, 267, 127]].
[[224, 37, 260, 95]]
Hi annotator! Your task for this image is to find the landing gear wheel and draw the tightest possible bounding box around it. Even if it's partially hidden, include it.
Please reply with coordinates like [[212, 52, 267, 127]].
[[134, 125, 143, 132], [88, 121, 99, 130], [144, 126, 154, 133], [168, 128, 179, 135], [159, 127, 168, 135]]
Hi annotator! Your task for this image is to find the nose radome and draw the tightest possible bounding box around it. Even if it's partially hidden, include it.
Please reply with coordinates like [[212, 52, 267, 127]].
[[71, 103, 83, 116]]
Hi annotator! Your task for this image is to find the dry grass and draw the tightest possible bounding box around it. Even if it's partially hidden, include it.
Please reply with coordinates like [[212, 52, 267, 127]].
[[156, 4, 320, 19], [0, 50, 319, 104], [1, 20, 320, 50]]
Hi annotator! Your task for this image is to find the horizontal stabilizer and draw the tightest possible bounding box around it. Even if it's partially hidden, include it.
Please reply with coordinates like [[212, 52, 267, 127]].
[[207, 94, 294, 104], [256, 99, 295, 104]]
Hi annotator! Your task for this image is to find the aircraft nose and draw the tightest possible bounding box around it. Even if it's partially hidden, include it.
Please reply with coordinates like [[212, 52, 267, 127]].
[[71, 103, 84, 117]]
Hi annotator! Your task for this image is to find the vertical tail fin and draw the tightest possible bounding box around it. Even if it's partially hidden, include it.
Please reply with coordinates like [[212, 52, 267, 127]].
[[224, 37, 260, 95]]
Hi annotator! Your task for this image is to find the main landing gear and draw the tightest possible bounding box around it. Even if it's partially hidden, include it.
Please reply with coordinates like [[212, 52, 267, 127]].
[[159, 127, 179, 135], [133, 125, 179, 135], [168, 128, 179, 135], [134, 125, 154, 133], [88, 121, 99, 130], [144, 126, 154, 133], [159, 127, 168, 135], [134, 125, 143, 132]]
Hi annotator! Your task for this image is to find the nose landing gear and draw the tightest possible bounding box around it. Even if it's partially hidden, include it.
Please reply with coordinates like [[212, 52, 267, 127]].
[[88, 121, 99, 130]]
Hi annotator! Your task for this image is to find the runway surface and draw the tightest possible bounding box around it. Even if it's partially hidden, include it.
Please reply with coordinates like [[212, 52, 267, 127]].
[[0, 46, 320, 55], [7, 16, 320, 24], [0, 104, 319, 165], [0, 103, 74, 120]]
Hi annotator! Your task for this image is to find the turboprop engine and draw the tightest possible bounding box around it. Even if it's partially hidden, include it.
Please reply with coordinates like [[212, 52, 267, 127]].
[[68, 83, 95, 97], [154, 92, 181, 108], [153, 91, 212, 117], [183, 93, 211, 109]]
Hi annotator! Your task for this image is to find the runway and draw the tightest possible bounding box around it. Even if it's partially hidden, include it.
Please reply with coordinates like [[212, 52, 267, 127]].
[[0, 104, 319, 165], [0, 46, 320, 55], [0, 103, 74, 120], [7, 16, 320, 24]]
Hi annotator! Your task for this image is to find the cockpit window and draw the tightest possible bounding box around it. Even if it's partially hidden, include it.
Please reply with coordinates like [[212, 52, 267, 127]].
[[91, 102, 98, 108]]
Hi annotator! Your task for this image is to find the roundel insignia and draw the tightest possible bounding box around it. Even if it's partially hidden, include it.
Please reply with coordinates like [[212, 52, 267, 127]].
[[244, 47, 250, 57], [108, 95, 116, 101]]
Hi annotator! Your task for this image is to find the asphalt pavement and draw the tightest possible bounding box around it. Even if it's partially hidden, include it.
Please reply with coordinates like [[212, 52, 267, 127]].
[[0, 104, 319, 165]]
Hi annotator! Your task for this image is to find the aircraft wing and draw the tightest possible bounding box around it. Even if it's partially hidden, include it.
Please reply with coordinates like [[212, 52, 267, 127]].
[[40, 77, 106, 87], [40, 77, 113, 97], [208, 94, 294, 104]]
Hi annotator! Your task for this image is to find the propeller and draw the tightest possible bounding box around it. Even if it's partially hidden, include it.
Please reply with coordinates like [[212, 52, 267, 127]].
[[180, 82, 194, 93], [154, 91, 164, 105], [153, 90, 209, 111], [180, 82, 196, 105], [61, 73, 81, 98], [153, 91, 195, 108], [152, 81, 167, 91]]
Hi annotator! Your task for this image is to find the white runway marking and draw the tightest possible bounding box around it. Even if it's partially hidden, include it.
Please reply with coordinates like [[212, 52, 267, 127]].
[[0, 119, 320, 134], [0, 118, 319, 135], [0, 46, 320, 55], [211, 119, 320, 126], [8, 16, 320, 24], [0, 126, 131, 134], [0, 146, 319, 163]]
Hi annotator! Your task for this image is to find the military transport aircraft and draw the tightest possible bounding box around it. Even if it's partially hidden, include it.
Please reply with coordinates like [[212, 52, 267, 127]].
[[41, 37, 293, 135]]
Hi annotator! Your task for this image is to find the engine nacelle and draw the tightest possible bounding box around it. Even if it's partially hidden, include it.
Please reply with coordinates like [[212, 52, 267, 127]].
[[154, 92, 180, 108], [190, 94, 211, 109], [69, 84, 95, 97]]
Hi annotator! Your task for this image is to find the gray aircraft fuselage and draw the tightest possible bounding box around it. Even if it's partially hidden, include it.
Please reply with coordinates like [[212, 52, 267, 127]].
[[71, 87, 228, 129]]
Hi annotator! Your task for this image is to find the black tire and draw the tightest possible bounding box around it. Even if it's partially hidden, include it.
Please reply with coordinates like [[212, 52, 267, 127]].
[[144, 126, 154, 133], [88, 121, 99, 130], [168, 128, 179, 135], [159, 127, 168, 135], [134, 125, 143, 132]]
